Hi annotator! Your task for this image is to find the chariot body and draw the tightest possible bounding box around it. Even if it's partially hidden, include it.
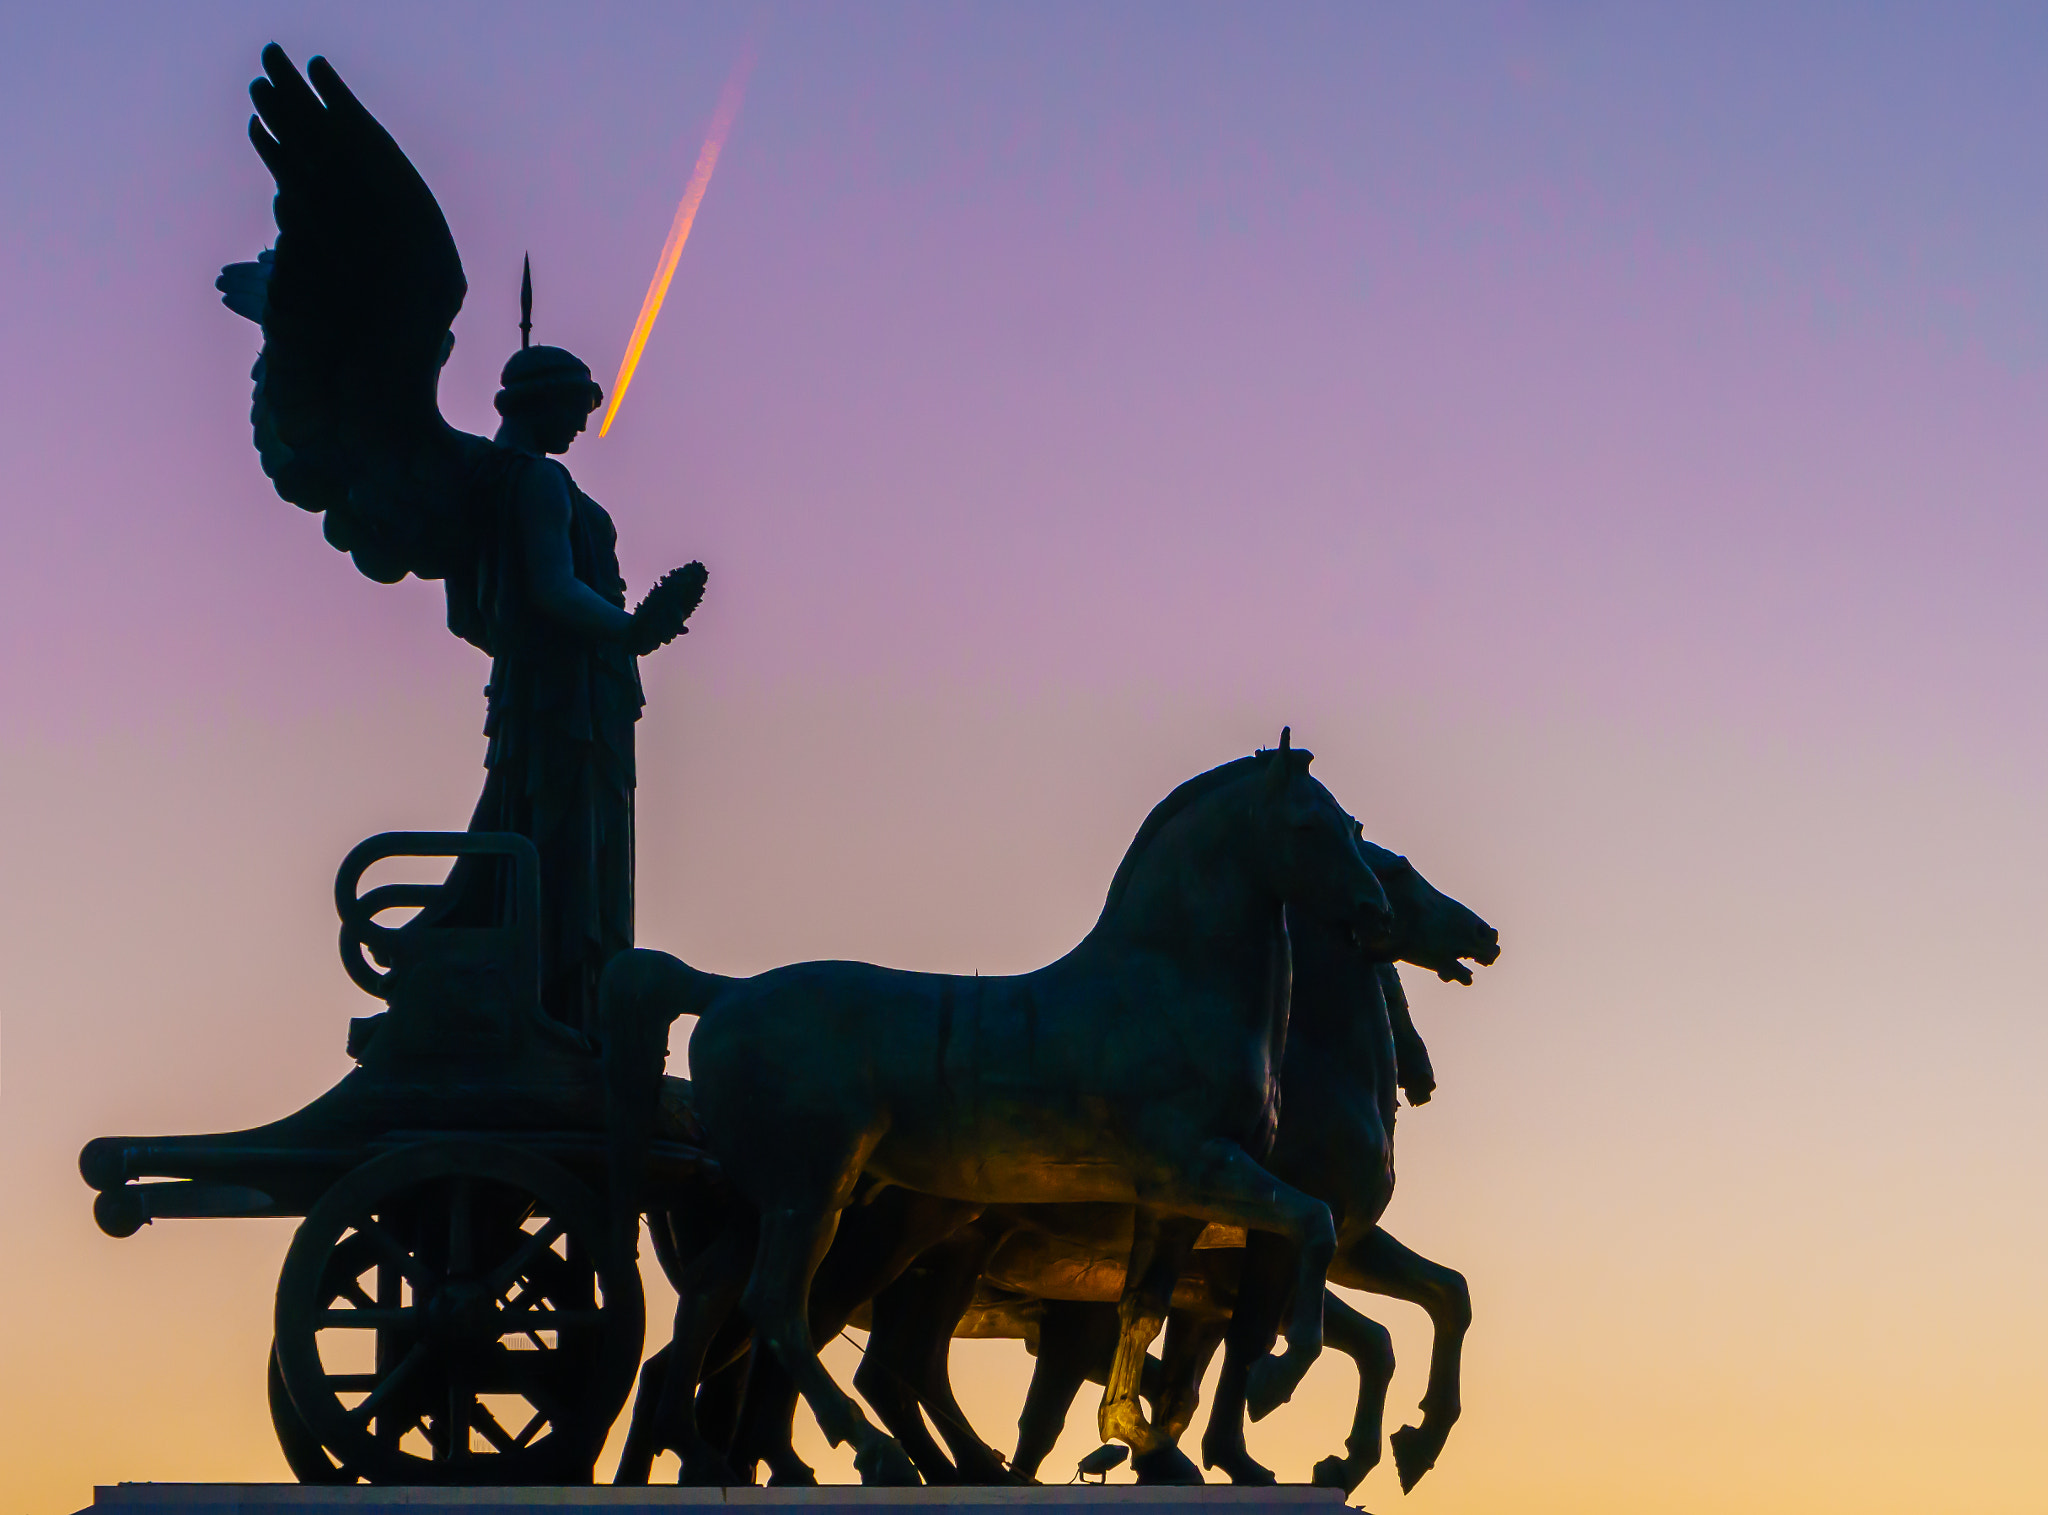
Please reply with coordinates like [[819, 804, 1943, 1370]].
[[79, 832, 713, 1485]]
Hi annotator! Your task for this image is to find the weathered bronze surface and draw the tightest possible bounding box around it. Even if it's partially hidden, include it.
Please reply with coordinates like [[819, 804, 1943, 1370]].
[[611, 828, 1498, 1494], [77, 43, 1505, 1496], [600, 742, 1402, 1484]]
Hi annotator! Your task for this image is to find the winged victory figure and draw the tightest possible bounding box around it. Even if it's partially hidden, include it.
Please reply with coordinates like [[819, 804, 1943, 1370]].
[[219, 45, 707, 1036]]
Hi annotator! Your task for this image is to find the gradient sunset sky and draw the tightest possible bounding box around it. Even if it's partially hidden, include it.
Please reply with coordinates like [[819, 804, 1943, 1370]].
[[3, 5, 2044, 1512]]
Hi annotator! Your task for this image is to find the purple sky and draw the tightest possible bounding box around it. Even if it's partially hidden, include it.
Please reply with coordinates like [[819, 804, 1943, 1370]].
[[4, 7, 2045, 1511]]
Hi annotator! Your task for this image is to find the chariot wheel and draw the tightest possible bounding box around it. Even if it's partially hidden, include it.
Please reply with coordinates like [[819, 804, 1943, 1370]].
[[273, 1139, 643, 1485], [269, 1339, 355, 1482]]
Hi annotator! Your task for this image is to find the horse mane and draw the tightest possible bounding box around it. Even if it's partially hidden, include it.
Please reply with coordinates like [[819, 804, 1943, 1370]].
[[1089, 748, 1301, 934]]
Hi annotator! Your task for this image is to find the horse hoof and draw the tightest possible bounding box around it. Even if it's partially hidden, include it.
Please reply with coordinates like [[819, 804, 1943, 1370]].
[[1100, 1398, 1167, 1457], [1312, 1454, 1367, 1493], [1132, 1445, 1204, 1486], [1201, 1443, 1277, 1486], [1245, 1356, 1298, 1422], [1390, 1424, 1438, 1492], [766, 1458, 817, 1487], [677, 1451, 740, 1487], [971, 1460, 1032, 1487], [855, 1438, 923, 1487]]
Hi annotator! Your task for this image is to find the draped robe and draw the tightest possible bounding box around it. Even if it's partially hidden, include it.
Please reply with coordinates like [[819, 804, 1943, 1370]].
[[442, 444, 644, 1036]]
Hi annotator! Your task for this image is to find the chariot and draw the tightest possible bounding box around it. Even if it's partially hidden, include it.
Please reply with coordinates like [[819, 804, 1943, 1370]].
[[78, 833, 712, 1485]]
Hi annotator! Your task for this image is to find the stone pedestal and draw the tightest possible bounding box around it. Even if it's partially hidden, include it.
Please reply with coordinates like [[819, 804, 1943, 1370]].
[[74, 1487, 1346, 1515]]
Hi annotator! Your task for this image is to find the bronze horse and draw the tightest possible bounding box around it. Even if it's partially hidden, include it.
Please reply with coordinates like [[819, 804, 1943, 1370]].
[[843, 840, 1498, 1492], [603, 738, 1392, 1482], [1200, 840, 1497, 1493]]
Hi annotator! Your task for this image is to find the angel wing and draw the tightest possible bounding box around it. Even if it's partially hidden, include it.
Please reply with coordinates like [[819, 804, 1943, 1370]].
[[219, 45, 487, 587]]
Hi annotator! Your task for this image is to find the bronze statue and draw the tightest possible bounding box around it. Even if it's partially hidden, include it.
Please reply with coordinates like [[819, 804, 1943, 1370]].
[[77, 42, 1512, 1495], [80, 46, 717, 1487], [614, 821, 1499, 1494], [218, 46, 706, 1034], [601, 736, 1399, 1483]]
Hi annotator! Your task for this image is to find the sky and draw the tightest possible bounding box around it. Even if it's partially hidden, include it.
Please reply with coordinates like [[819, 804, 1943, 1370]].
[[3, 3, 2045, 1511]]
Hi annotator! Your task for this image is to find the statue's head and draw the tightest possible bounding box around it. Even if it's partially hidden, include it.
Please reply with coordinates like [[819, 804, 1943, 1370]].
[[494, 345, 604, 455]]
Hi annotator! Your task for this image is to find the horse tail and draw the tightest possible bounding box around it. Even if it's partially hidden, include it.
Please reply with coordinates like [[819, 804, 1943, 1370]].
[[602, 948, 734, 1210], [604, 946, 733, 1028]]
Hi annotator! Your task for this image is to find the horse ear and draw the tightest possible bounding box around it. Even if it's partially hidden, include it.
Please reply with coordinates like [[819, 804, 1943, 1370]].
[[1266, 733, 1295, 797], [1274, 724, 1311, 773]]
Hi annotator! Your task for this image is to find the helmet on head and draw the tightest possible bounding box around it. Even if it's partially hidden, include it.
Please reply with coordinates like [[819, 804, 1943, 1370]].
[[494, 258, 603, 418], [494, 345, 603, 418]]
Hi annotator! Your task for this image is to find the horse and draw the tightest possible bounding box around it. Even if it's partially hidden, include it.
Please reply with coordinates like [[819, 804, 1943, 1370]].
[[844, 838, 1498, 1493], [601, 735, 1393, 1483], [1199, 836, 1497, 1492]]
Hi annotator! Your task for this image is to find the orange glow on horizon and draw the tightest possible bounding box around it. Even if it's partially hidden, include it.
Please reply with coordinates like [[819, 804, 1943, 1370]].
[[599, 47, 755, 438]]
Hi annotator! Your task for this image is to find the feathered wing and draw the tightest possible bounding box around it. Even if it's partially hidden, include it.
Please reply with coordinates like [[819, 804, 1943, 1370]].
[[219, 44, 487, 585]]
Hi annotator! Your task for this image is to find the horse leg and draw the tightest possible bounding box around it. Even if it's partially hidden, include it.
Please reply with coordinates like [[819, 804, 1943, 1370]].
[[717, 1346, 817, 1488], [1200, 1228, 1289, 1485], [917, 1231, 1021, 1482], [1338, 1225, 1470, 1492], [861, 1225, 1017, 1483], [1130, 1308, 1221, 1486], [722, 1351, 817, 1488], [1141, 1138, 1338, 1421], [715, 1320, 798, 1485], [763, 1442, 819, 1487], [1013, 1301, 1115, 1481], [743, 1195, 921, 1486], [614, 1344, 671, 1485], [1099, 1209, 1203, 1455], [857, 1270, 965, 1483], [1154, 1308, 1226, 1443], [692, 1350, 759, 1480], [729, 1189, 980, 1484], [625, 1217, 753, 1485], [1308, 1290, 1396, 1494]]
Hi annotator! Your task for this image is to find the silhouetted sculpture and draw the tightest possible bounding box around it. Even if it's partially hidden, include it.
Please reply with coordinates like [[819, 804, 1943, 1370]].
[[79, 39, 1510, 1497], [600, 738, 1400, 1484], [612, 828, 1500, 1495], [79, 46, 717, 1487], [218, 46, 704, 1033]]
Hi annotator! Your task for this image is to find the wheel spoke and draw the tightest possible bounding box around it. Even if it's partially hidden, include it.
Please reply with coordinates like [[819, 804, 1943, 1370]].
[[356, 1220, 432, 1290], [487, 1354, 571, 1418], [471, 1400, 517, 1454], [335, 1276, 377, 1311], [319, 1307, 416, 1329], [513, 1408, 548, 1450], [344, 1341, 427, 1423], [320, 1249, 377, 1306], [498, 1307, 603, 1330], [478, 1217, 566, 1300]]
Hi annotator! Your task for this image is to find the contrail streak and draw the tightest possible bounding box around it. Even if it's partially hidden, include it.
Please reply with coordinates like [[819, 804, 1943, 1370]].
[[599, 46, 755, 437]]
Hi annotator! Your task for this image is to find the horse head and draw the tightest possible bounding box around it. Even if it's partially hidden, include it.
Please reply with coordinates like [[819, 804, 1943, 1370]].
[[1254, 728, 1396, 952], [1354, 833, 1500, 984]]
